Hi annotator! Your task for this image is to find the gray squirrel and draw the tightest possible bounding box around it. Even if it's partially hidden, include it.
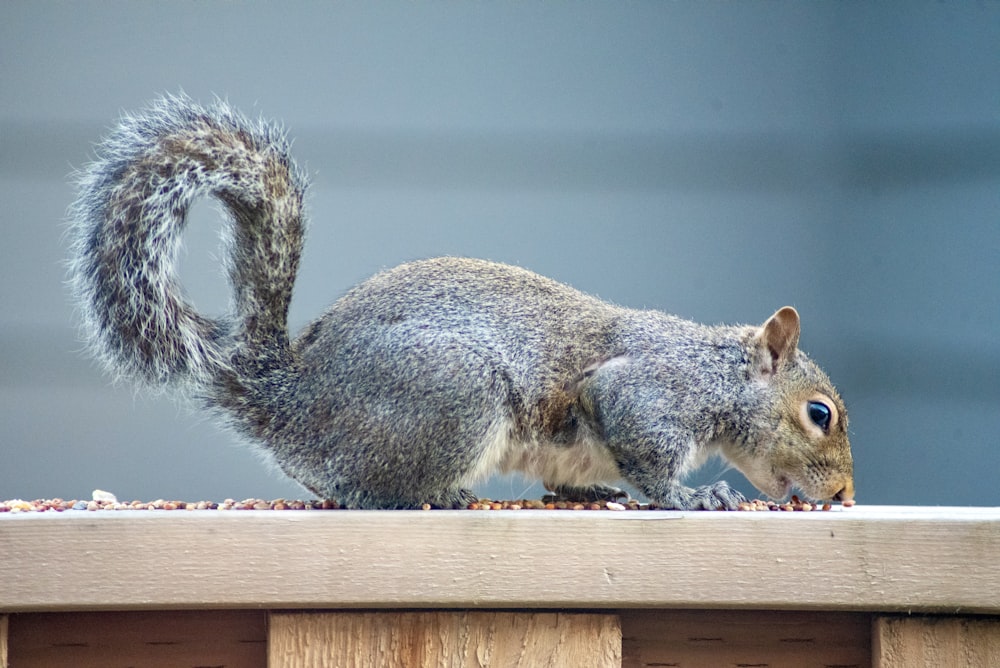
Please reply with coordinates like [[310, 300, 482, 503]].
[[69, 94, 855, 509]]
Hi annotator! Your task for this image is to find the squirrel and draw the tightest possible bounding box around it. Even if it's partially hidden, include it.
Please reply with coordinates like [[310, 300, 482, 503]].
[[68, 94, 854, 510]]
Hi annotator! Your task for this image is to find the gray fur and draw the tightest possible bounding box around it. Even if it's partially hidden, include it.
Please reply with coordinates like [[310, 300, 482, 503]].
[[69, 95, 855, 509]]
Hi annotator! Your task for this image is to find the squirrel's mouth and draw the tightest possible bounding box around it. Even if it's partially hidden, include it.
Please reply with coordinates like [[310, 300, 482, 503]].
[[743, 469, 792, 500], [783, 478, 855, 504]]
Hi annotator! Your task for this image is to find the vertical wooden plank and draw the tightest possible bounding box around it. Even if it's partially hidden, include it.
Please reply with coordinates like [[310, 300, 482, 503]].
[[268, 611, 621, 668], [1, 615, 9, 668], [7, 610, 266, 668], [621, 610, 871, 668], [874, 615, 1000, 668]]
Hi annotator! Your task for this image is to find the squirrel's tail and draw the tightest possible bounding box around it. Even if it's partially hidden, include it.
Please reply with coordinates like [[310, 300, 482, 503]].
[[69, 94, 308, 391]]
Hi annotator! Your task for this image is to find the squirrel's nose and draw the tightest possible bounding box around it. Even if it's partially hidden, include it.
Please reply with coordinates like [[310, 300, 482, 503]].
[[831, 480, 855, 502]]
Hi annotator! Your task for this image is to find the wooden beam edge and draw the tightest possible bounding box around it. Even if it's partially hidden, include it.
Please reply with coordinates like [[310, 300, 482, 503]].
[[2, 507, 998, 613]]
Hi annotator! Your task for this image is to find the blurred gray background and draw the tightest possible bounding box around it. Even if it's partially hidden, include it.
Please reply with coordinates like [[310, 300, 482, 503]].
[[2, 2, 998, 506]]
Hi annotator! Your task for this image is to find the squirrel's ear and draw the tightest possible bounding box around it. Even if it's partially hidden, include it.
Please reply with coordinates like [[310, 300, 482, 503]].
[[757, 306, 800, 374]]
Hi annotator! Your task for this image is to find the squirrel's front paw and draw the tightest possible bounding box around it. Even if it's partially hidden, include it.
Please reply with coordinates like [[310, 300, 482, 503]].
[[658, 481, 746, 510]]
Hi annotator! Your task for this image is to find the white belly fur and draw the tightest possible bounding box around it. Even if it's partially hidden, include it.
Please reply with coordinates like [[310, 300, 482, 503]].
[[464, 419, 622, 489]]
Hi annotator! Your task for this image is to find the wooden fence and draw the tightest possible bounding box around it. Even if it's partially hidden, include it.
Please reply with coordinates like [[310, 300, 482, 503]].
[[2, 505, 998, 666]]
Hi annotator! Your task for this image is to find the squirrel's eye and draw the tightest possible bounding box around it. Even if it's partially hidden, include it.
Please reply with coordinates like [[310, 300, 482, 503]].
[[807, 401, 831, 431]]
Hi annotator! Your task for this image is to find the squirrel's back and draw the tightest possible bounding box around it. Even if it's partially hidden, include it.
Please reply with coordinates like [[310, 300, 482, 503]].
[[296, 256, 732, 405]]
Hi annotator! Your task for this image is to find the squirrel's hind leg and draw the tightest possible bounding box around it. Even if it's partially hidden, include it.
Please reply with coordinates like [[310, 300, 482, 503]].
[[293, 320, 514, 509], [418, 488, 479, 510], [543, 484, 628, 503]]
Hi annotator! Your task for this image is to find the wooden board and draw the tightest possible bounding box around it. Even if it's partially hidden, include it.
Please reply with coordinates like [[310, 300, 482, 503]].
[[4, 610, 265, 668], [621, 610, 870, 668], [874, 615, 1000, 668], [268, 611, 621, 668], [1, 506, 998, 613], [1, 615, 8, 668]]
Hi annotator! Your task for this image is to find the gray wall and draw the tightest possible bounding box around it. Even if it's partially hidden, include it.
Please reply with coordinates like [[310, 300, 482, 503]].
[[2, 2, 998, 506]]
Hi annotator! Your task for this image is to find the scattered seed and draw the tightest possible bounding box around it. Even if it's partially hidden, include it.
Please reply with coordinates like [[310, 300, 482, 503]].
[[0, 495, 852, 513]]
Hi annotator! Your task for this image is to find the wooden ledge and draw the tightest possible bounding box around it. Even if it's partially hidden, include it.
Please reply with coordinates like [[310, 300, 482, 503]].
[[2, 505, 998, 614]]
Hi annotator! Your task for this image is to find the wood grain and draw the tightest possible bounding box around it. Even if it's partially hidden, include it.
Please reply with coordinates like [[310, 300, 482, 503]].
[[268, 611, 621, 668], [1, 615, 8, 668], [874, 615, 1000, 668], [1, 506, 998, 613]]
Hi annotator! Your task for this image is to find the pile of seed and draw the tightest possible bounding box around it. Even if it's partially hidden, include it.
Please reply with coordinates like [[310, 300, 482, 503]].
[[0, 493, 851, 513], [740, 497, 831, 512]]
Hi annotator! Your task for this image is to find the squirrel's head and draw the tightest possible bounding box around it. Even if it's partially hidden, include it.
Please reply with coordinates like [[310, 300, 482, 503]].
[[725, 307, 855, 503]]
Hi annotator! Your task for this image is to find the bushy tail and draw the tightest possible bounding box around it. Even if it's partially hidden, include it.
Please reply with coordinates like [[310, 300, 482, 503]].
[[68, 94, 308, 391]]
